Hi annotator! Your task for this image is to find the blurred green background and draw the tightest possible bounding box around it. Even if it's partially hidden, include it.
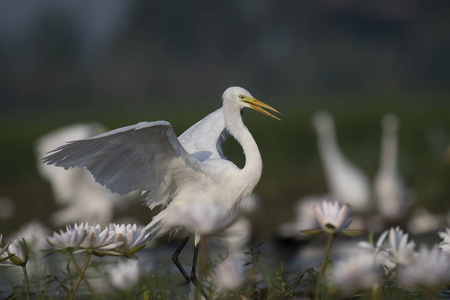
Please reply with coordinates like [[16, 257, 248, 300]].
[[0, 1, 449, 239]]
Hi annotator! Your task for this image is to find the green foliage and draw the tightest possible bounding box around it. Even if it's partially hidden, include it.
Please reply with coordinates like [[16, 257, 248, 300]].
[[267, 262, 303, 299], [1, 243, 450, 299], [243, 242, 262, 291], [31, 271, 53, 299], [139, 265, 184, 300]]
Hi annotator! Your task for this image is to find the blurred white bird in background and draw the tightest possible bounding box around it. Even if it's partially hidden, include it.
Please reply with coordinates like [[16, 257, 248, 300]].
[[276, 195, 327, 241], [374, 114, 411, 221], [36, 123, 134, 226], [407, 207, 444, 234], [312, 111, 371, 212], [43, 87, 281, 294], [0, 197, 16, 221]]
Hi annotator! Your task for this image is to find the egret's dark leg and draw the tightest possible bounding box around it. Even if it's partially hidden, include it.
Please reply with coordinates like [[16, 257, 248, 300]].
[[172, 236, 191, 283], [190, 242, 199, 283], [190, 241, 209, 300], [172, 235, 209, 299]]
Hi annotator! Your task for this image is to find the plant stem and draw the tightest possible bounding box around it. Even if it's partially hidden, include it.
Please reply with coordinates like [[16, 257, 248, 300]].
[[371, 284, 381, 300], [70, 251, 94, 300], [425, 288, 436, 300], [315, 233, 334, 300], [21, 265, 30, 300], [70, 253, 98, 299]]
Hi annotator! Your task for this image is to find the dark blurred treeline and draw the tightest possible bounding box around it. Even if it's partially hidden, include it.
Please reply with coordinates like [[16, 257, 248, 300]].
[[1, 0, 449, 113]]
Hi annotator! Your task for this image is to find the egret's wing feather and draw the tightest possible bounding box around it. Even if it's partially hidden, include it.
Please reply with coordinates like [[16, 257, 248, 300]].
[[43, 121, 209, 208], [178, 108, 229, 161]]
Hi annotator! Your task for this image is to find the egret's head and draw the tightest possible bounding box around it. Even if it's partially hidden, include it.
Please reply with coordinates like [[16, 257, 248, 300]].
[[312, 111, 334, 134], [382, 113, 399, 133], [222, 86, 281, 120]]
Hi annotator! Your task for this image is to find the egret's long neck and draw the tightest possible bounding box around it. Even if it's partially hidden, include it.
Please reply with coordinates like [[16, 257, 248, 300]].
[[317, 127, 344, 167], [379, 129, 397, 174], [224, 105, 262, 187]]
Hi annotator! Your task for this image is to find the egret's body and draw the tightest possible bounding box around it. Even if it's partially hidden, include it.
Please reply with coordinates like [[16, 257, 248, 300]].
[[312, 111, 370, 212], [374, 114, 409, 220], [44, 87, 280, 293]]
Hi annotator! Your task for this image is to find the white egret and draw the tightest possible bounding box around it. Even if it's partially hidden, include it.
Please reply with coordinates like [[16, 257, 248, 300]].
[[43, 86, 280, 295], [312, 111, 371, 212], [277, 195, 326, 241], [36, 123, 133, 226], [374, 114, 410, 221], [407, 207, 443, 234]]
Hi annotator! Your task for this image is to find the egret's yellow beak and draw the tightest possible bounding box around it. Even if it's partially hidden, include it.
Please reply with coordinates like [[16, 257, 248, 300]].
[[243, 97, 282, 120]]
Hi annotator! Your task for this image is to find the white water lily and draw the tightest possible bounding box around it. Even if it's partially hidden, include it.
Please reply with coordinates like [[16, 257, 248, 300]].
[[0, 236, 32, 298], [329, 251, 380, 292], [0, 235, 11, 264], [398, 246, 450, 288], [44, 223, 88, 254], [211, 257, 245, 291], [2, 238, 29, 267], [81, 224, 123, 255], [313, 200, 352, 234], [109, 224, 150, 259], [358, 230, 388, 254], [387, 226, 415, 266], [358, 230, 393, 268], [11, 221, 49, 253]]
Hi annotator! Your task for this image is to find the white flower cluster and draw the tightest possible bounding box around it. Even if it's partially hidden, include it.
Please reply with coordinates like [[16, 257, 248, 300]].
[[328, 226, 450, 292], [44, 222, 150, 258]]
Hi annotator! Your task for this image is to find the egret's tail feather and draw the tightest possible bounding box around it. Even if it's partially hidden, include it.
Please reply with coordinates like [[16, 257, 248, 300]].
[[145, 212, 169, 240]]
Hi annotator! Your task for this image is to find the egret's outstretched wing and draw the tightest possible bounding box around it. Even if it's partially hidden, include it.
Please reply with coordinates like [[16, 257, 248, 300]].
[[43, 121, 210, 209], [178, 108, 229, 161]]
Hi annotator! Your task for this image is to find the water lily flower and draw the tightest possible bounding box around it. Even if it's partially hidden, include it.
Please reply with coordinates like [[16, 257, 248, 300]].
[[387, 226, 415, 266], [309, 200, 354, 299], [313, 200, 352, 234], [398, 246, 450, 288], [358, 230, 393, 268], [0, 237, 29, 267], [109, 224, 150, 259], [109, 259, 141, 290], [9, 222, 49, 274], [43, 223, 88, 254], [328, 252, 380, 292], [0, 237, 31, 299], [0, 235, 12, 265], [11, 221, 49, 254], [211, 257, 245, 291], [6, 238, 29, 266], [80, 224, 123, 256], [358, 230, 388, 254]]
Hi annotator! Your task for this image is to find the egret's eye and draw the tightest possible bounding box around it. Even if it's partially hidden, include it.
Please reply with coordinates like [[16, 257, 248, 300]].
[[239, 95, 245, 100]]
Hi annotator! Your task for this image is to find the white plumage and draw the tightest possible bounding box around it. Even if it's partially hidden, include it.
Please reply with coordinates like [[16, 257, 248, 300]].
[[43, 87, 280, 244], [312, 111, 371, 212], [374, 114, 409, 220]]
